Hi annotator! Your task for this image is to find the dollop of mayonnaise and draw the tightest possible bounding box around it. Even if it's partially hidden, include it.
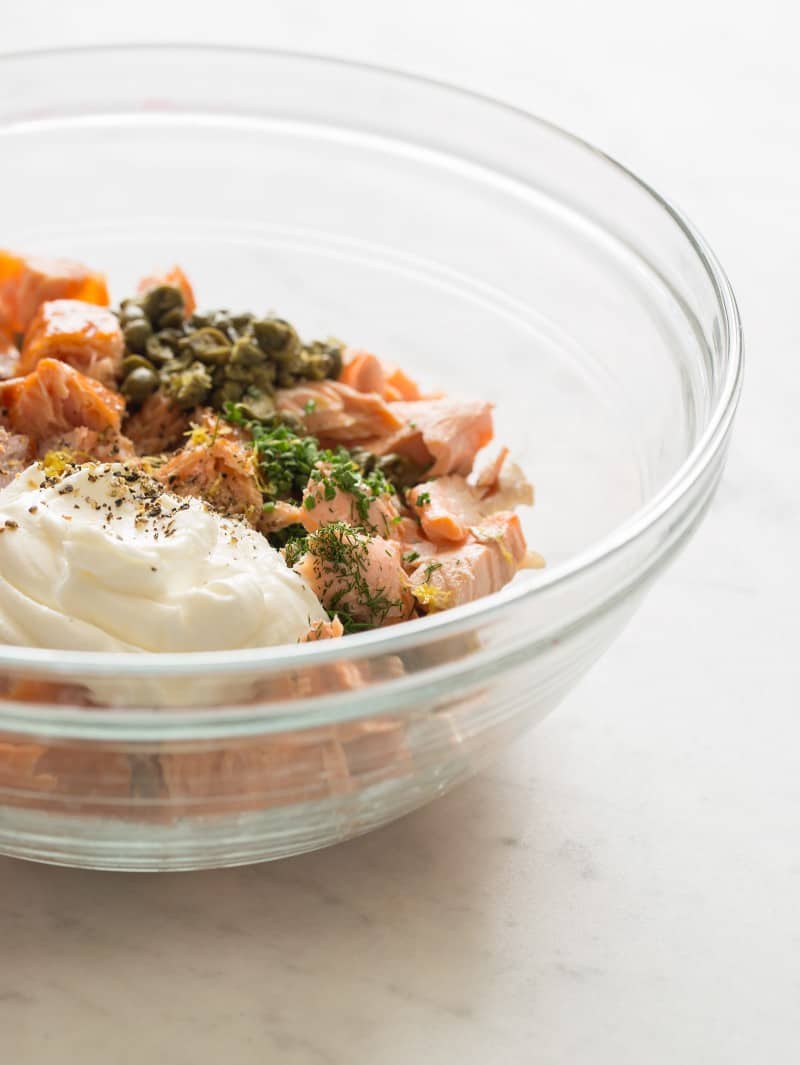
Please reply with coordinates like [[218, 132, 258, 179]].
[[0, 463, 327, 653]]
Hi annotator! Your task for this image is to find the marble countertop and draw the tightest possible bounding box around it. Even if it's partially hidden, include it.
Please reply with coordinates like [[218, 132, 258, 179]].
[[2, 3, 798, 1062]]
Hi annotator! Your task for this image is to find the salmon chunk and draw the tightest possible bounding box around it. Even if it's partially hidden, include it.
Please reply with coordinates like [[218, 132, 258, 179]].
[[363, 396, 494, 477], [0, 250, 109, 334], [408, 511, 528, 611], [407, 452, 534, 545], [19, 299, 123, 386], [37, 426, 135, 464], [339, 350, 386, 395], [299, 617, 345, 642], [0, 358, 124, 441], [276, 380, 403, 446], [0, 426, 33, 488], [123, 392, 192, 456], [383, 365, 423, 402], [261, 499, 305, 534], [137, 265, 197, 317], [339, 348, 424, 402], [294, 526, 413, 628], [407, 476, 486, 543], [155, 414, 264, 526]]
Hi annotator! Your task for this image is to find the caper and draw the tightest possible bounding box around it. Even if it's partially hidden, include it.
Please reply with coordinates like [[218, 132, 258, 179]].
[[252, 317, 300, 355], [229, 337, 265, 368], [212, 380, 246, 407], [159, 306, 185, 330], [236, 389, 276, 421], [145, 335, 176, 367], [122, 318, 153, 354], [304, 339, 344, 379], [303, 353, 330, 381], [156, 328, 185, 352], [121, 354, 154, 376], [121, 366, 158, 402], [325, 343, 344, 379], [161, 351, 193, 376], [165, 362, 213, 409], [178, 327, 231, 365], [119, 301, 147, 325], [250, 363, 276, 394], [140, 284, 184, 329]]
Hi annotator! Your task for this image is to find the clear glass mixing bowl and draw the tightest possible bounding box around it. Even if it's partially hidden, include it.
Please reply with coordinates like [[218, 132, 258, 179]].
[[0, 46, 742, 870]]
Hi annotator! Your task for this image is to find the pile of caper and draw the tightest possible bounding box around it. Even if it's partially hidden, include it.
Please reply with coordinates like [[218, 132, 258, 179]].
[[118, 285, 345, 414]]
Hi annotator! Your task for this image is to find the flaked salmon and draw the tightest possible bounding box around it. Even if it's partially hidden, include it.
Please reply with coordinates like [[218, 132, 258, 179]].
[[276, 379, 403, 446], [407, 476, 487, 543], [37, 427, 135, 465], [155, 412, 264, 527], [339, 350, 386, 395], [123, 392, 192, 456], [137, 265, 197, 317], [299, 617, 345, 642], [0, 358, 124, 441], [408, 510, 528, 611], [19, 299, 123, 387], [0, 249, 109, 334], [0, 426, 33, 488], [363, 396, 494, 477], [407, 452, 534, 545], [339, 348, 423, 402]]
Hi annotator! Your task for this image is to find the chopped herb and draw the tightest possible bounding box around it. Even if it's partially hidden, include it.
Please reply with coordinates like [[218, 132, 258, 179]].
[[269, 522, 307, 554], [415, 491, 431, 506], [282, 531, 309, 568], [422, 559, 443, 581], [304, 398, 317, 414], [403, 550, 420, 563], [223, 404, 393, 530]]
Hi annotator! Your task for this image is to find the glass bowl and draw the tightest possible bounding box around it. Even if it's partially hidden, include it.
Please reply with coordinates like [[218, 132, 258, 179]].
[[0, 46, 742, 870]]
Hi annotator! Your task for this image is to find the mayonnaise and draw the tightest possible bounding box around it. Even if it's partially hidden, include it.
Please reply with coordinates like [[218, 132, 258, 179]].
[[0, 462, 326, 653]]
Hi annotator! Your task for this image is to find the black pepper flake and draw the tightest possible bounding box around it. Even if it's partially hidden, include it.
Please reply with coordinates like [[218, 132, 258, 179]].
[[4, 520, 18, 530], [28, 505, 38, 514]]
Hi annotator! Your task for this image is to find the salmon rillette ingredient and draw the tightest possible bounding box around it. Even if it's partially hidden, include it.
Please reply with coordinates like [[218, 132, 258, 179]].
[[0, 250, 110, 334], [19, 299, 124, 387]]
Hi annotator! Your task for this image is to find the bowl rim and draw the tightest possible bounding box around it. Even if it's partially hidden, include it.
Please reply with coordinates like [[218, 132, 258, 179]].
[[0, 42, 744, 679]]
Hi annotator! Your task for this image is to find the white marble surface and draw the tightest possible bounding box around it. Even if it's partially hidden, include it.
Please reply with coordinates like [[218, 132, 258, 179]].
[[2, 3, 799, 1062]]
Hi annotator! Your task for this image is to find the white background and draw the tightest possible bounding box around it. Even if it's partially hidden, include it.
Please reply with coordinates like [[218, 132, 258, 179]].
[[2, 3, 798, 1063]]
